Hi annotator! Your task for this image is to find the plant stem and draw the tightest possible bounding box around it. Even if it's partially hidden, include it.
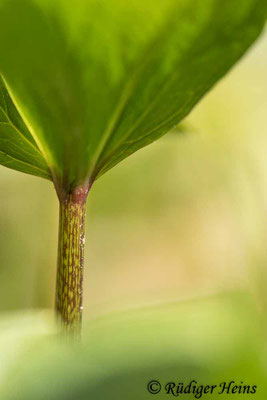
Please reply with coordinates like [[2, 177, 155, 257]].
[[55, 184, 89, 336]]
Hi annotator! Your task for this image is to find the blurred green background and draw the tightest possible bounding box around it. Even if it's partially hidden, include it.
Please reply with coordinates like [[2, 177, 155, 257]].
[[0, 29, 266, 400]]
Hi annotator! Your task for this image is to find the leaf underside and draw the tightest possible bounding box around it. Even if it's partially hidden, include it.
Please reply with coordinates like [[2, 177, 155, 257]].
[[0, 0, 265, 192], [0, 76, 51, 180]]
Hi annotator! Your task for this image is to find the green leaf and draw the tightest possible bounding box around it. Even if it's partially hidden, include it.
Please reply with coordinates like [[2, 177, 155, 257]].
[[0, 0, 265, 191], [0, 293, 266, 400], [0, 76, 51, 180]]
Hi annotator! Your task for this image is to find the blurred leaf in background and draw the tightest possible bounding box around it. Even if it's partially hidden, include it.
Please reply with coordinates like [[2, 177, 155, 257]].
[[0, 293, 266, 399]]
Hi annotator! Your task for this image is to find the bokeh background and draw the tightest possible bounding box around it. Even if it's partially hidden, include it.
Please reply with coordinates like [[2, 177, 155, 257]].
[[0, 28, 266, 400]]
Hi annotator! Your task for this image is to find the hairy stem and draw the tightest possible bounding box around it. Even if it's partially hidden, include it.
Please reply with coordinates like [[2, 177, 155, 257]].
[[55, 184, 89, 336]]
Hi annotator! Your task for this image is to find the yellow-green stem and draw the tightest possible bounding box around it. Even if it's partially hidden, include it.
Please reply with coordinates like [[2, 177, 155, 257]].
[[55, 185, 88, 336]]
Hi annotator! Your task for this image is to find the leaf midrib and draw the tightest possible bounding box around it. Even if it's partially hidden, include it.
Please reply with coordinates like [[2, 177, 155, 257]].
[[86, 7, 181, 182]]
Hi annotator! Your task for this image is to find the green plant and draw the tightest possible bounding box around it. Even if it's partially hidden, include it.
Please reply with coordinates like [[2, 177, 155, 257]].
[[0, 0, 266, 335]]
